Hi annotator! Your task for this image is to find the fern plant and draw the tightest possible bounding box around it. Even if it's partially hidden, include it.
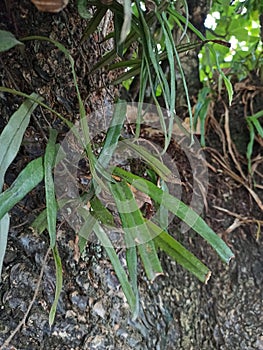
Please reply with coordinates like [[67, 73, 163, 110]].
[[0, 0, 234, 324]]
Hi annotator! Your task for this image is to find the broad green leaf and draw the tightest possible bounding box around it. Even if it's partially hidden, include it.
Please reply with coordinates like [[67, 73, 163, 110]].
[[0, 157, 44, 221], [0, 30, 23, 52], [0, 93, 42, 191], [137, 239, 163, 281], [147, 220, 211, 283], [0, 144, 65, 223], [0, 214, 10, 282], [49, 244, 63, 326], [44, 129, 58, 248], [113, 167, 234, 264], [0, 142, 65, 224]]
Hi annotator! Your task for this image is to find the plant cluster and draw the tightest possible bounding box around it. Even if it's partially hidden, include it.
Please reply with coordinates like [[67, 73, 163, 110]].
[[0, 0, 237, 324]]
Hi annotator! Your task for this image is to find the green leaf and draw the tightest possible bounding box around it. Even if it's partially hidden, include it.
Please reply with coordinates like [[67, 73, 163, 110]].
[[0, 30, 23, 52], [125, 245, 139, 319], [137, 239, 163, 281], [113, 11, 125, 56], [90, 196, 115, 226], [0, 214, 10, 282], [147, 220, 211, 283], [120, 0, 132, 44], [97, 101, 127, 170], [156, 179, 169, 230], [77, 0, 91, 19], [30, 208, 48, 235], [222, 74, 233, 106], [0, 93, 42, 279], [247, 110, 263, 136], [113, 167, 234, 264], [0, 157, 44, 222], [109, 180, 163, 281], [0, 93, 42, 191], [194, 87, 211, 147], [49, 244, 63, 326], [122, 139, 177, 183], [20, 36, 100, 194], [44, 129, 58, 248], [112, 66, 141, 85], [246, 119, 254, 174], [88, 50, 118, 75]]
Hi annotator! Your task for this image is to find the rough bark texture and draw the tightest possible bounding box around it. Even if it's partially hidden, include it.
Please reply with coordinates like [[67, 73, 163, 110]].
[[0, 1, 262, 350]]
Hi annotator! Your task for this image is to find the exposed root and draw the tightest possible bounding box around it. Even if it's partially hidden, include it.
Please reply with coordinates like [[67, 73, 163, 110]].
[[213, 205, 263, 240]]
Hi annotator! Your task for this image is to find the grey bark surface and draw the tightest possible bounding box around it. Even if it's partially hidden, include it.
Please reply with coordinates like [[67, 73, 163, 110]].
[[0, 1, 262, 350]]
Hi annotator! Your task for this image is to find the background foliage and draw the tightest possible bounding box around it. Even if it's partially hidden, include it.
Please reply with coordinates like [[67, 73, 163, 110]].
[[200, 0, 262, 82]]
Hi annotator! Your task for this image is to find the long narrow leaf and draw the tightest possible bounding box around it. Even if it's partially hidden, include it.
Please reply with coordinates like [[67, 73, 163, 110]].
[[109, 180, 163, 281], [112, 66, 141, 85], [147, 220, 211, 283], [88, 50, 118, 75], [97, 102, 127, 169], [44, 129, 58, 248], [120, 0, 132, 44], [0, 214, 10, 281], [49, 244, 63, 326], [125, 245, 139, 319]]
